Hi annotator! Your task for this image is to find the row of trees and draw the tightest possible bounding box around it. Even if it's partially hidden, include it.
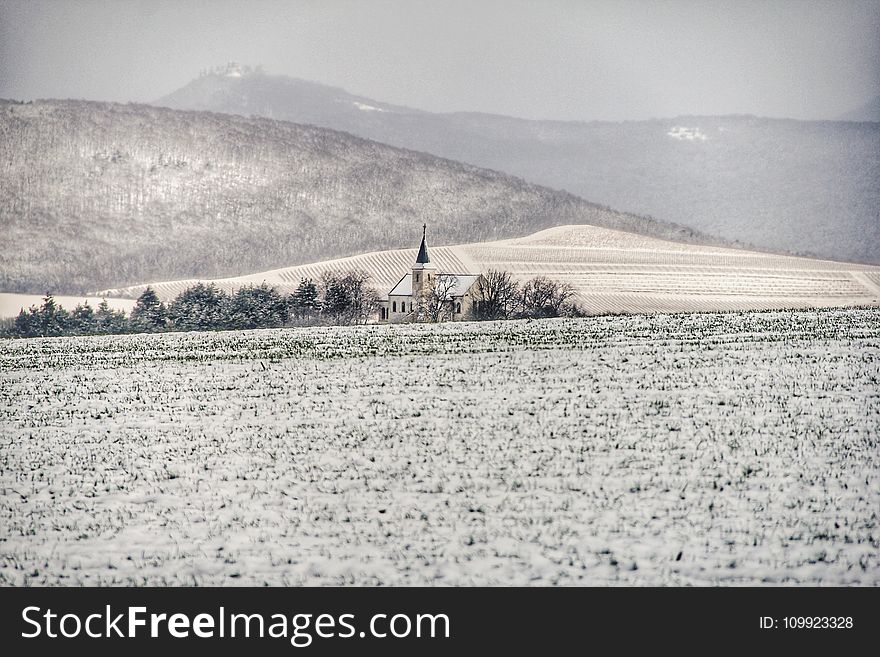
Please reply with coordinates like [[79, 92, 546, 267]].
[[5, 271, 379, 338], [6, 296, 128, 338], [472, 271, 581, 320], [3, 270, 581, 339], [416, 270, 580, 323]]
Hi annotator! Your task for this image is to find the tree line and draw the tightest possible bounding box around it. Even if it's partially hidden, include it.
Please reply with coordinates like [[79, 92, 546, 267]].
[[4, 271, 378, 338], [2, 270, 582, 339], [471, 271, 582, 321]]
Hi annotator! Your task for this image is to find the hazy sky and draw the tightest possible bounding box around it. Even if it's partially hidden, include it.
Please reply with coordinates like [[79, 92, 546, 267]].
[[1, 0, 878, 121]]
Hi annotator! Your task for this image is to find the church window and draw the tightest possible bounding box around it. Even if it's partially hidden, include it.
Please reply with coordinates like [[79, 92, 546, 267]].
[[415, 273, 419, 282], [392, 301, 397, 312]]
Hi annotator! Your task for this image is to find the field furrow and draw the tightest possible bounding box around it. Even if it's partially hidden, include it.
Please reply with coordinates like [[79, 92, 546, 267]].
[[92, 224, 880, 317]]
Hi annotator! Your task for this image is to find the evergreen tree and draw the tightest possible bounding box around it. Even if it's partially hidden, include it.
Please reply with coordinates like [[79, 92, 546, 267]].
[[69, 302, 96, 334], [12, 307, 40, 338], [37, 294, 69, 336], [290, 278, 320, 322], [129, 287, 168, 332], [0, 317, 15, 339], [168, 283, 228, 332], [321, 275, 350, 324], [95, 299, 127, 334], [226, 284, 289, 329]]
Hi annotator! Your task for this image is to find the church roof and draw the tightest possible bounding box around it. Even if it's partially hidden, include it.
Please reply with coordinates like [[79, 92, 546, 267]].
[[416, 224, 430, 264], [388, 273, 480, 298]]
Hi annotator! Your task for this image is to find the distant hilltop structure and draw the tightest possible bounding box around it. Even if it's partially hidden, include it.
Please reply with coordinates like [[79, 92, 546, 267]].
[[378, 226, 485, 323], [198, 63, 264, 78]]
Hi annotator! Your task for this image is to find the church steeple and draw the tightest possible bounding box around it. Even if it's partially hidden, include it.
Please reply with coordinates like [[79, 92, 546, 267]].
[[412, 224, 436, 315], [415, 223, 430, 265]]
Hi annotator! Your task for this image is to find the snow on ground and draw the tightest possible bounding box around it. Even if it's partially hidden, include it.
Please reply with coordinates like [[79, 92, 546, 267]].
[[1, 308, 878, 586], [97, 225, 880, 316], [0, 293, 136, 320]]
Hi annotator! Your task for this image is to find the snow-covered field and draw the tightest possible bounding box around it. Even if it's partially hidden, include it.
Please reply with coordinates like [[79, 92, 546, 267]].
[[99, 224, 880, 315], [1, 308, 878, 586]]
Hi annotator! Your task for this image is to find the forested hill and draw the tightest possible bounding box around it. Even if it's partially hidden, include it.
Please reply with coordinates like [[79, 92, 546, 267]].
[[1, 99, 716, 294], [157, 70, 880, 264]]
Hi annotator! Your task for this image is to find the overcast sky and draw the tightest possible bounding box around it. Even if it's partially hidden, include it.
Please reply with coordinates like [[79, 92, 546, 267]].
[[0, 0, 877, 121]]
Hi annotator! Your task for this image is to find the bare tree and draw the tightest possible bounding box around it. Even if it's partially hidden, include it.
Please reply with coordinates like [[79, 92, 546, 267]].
[[519, 276, 577, 318], [474, 270, 520, 320], [320, 269, 379, 325], [422, 275, 458, 322], [341, 270, 379, 324]]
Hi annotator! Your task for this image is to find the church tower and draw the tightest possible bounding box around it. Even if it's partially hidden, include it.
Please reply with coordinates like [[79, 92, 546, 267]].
[[412, 224, 436, 312]]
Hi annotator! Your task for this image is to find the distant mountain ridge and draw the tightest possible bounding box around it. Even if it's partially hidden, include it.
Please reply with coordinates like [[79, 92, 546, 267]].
[[0, 99, 716, 294], [837, 95, 880, 122], [157, 69, 880, 264]]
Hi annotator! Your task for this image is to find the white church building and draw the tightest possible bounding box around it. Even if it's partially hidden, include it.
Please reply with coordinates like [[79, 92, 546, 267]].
[[378, 226, 485, 323]]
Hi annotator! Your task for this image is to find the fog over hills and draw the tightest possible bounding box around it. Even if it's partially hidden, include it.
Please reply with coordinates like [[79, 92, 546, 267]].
[[157, 68, 880, 264], [0, 98, 711, 295], [838, 95, 880, 122]]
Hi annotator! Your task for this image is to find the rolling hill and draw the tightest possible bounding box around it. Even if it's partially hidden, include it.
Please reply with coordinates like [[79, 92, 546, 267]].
[[102, 224, 880, 316], [0, 99, 715, 295], [157, 67, 880, 264]]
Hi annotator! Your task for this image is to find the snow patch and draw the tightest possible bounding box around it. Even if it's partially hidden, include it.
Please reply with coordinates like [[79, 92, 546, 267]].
[[353, 101, 387, 113], [667, 126, 707, 141]]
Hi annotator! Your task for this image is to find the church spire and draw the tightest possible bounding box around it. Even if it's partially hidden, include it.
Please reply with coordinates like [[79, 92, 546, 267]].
[[416, 223, 430, 264]]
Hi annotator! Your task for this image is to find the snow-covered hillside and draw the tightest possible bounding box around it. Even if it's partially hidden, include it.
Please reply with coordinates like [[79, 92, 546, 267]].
[[157, 71, 880, 264], [0, 99, 708, 295], [103, 225, 880, 315]]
